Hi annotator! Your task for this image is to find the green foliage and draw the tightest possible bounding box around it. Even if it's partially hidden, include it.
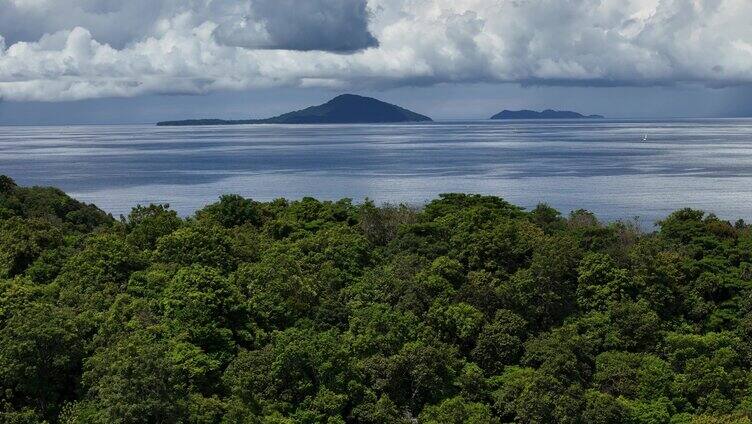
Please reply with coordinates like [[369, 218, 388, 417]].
[[0, 177, 111, 232], [664, 332, 748, 414], [72, 326, 215, 423], [223, 327, 353, 419], [427, 301, 485, 351], [55, 234, 146, 311], [358, 200, 417, 246], [576, 252, 634, 311], [419, 396, 500, 423], [367, 340, 462, 415], [196, 194, 262, 228], [0, 217, 63, 279], [0, 303, 84, 421], [3, 176, 752, 423], [582, 390, 629, 424], [123, 203, 183, 250], [471, 309, 527, 374], [594, 351, 674, 399], [154, 223, 237, 270], [163, 265, 254, 365]]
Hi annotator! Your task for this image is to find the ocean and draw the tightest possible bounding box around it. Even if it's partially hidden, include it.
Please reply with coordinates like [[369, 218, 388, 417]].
[[3, 119, 752, 227]]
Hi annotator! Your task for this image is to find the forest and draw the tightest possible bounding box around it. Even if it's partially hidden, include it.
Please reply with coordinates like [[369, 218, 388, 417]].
[[2, 174, 752, 423]]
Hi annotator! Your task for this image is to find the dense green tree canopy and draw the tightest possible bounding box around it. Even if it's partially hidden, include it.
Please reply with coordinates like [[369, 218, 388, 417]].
[[3, 177, 752, 423]]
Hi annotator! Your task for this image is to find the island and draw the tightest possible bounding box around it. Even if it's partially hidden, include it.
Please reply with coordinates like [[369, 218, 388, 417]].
[[156, 94, 432, 126], [490, 109, 604, 119]]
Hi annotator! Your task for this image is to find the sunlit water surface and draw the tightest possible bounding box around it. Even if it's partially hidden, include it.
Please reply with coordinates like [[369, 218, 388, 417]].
[[3, 119, 752, 227]]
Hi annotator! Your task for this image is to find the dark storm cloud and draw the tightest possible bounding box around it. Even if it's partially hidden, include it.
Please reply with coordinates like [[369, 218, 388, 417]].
[[215, 0, 378, 52]]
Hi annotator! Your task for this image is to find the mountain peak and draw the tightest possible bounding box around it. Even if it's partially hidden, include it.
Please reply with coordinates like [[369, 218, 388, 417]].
[[329, 93, 365, 101], [157, 94, 432, 126]]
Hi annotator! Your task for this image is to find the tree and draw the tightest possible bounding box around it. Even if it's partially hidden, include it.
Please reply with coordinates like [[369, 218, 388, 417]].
[[367, 340, 462, 416], [70, 327, 215, 423], [0, 218, 63, 279], [223, 328, 353, 419], [576, 252, 634, 312], [55, 234, 146, 311], [427, 301, 485, 352], [123, 204, 182, 250], [419, 396, 499, 424], [593, 352, 674, 400], [162, 265, 253, 366], [664, 332, 748, 414], [154, 224, 236, 270], [196, 195, 262, 228], [358, 200, 417, 246], [471, 309, 527, 375], [0, 303, 85, 420], [581, 390, 628, 424]]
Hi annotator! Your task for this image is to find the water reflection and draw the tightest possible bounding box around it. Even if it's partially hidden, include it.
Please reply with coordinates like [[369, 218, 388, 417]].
[[2, 119, 752, 225]]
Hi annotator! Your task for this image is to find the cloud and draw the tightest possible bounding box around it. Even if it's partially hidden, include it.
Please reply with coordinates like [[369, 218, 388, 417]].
[[0, 0, 751, 101], [0, 0, 166, 49], [214, 0, 378, 51], [0, 0, 377, 51]]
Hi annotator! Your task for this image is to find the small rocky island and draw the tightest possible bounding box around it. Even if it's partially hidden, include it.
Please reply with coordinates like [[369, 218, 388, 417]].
[[491, 109, 604, 119], [157, 94, 432, 126]]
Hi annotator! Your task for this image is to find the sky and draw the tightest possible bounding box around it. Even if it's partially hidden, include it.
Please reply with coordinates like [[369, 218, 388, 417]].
[[1, 0, 752, 124]]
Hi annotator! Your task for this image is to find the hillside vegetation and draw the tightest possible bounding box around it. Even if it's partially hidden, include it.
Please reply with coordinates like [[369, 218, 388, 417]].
[[2, 175, 752, 423]]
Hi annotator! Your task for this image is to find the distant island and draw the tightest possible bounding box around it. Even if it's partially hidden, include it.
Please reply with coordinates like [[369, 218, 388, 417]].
[[157, 94, 432, 126], [491, 109, 605, 119]]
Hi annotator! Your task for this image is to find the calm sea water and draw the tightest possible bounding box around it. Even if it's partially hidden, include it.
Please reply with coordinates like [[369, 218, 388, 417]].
[[3, 119, 752, 226]]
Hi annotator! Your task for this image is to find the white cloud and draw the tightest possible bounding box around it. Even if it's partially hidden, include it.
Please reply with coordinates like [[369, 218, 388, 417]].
[[0, 0, 751, 101]]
